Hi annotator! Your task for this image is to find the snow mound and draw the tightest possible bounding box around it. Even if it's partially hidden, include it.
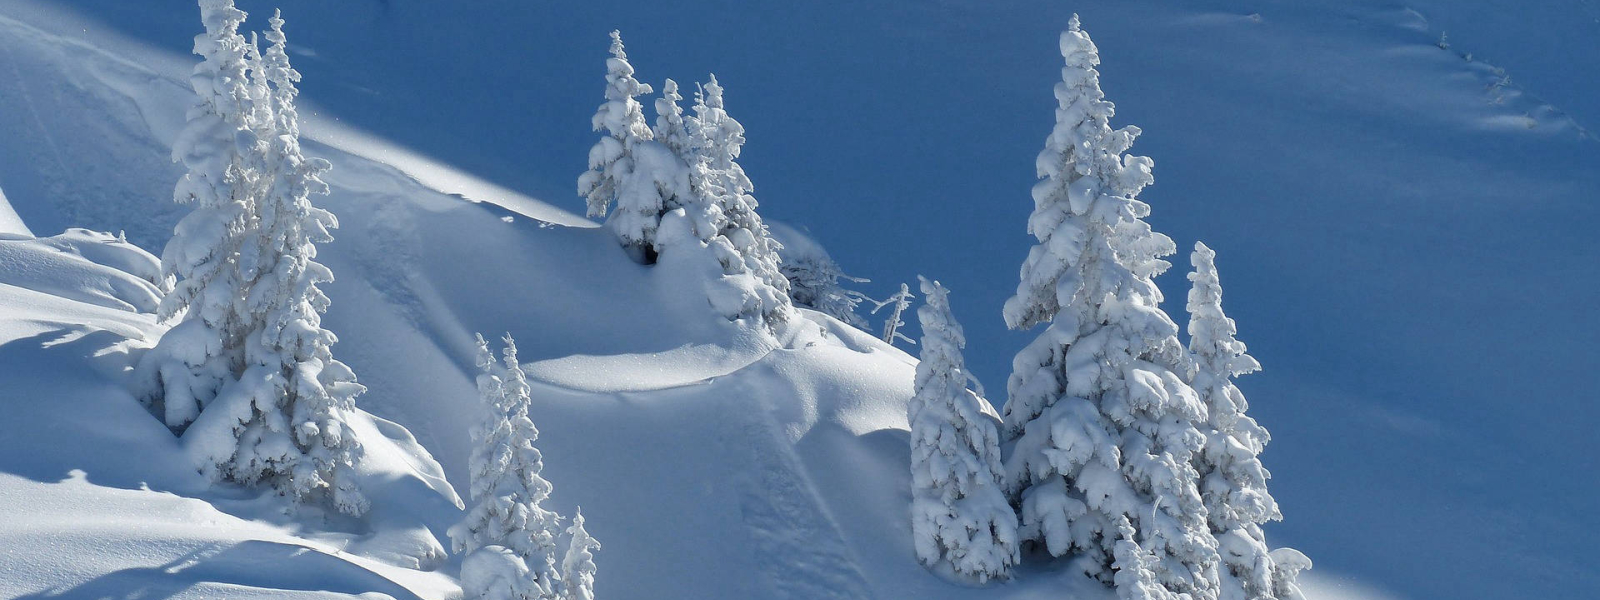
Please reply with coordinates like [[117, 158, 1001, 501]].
[[0, 228, 163, 314]]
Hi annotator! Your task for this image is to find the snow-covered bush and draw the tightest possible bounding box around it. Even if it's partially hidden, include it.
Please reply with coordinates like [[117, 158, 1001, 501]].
[[1000, 16, 1219, 600], [1187, 242, 1309, 600], [561, 508, 601, 600], [909, 275, 1018, 583], [460, 544, 534, 600], [451, 333, 563, 600]]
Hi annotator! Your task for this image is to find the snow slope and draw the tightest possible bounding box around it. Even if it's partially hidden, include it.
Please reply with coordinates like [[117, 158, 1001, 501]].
[[2, 1, 1596, 600]]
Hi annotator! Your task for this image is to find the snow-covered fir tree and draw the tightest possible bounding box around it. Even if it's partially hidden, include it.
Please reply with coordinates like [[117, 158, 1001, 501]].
[[680, 75, 791, 325], [577, 31, 686, 263], [1000, 16, 1219, 600], [143, 0, 263, 429], [183, 7, 368, 516], [136, 2, 368, 515], [451, 333, 563, 600], [871, 283, 916, 347], [1186, 242, 1310, 600], [908, 275, 1019, 583], [561, 507, 601, 600], [780, 250, 870, 330]]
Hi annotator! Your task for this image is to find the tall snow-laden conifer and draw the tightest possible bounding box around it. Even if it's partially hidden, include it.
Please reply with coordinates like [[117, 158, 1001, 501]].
[[578, 31, 684, 262], [561, 508, 601, 600], [683, 76, 791, 325], [451, 334, 563, 600], [182, 8, 368, 516], [909, 276, 1019, 583], [145, 0, 263, 429], [1000, 16, 1219, 600], [1186, 242, 1310, 600]]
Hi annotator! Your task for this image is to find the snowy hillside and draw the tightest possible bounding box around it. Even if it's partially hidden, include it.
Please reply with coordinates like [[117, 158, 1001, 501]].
[[2, 1, 1596, 600], [0, 4, 1047, 599]]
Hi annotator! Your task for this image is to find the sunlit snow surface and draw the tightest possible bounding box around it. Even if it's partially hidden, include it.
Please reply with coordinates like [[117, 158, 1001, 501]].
[[0, 1, 1596, 599]]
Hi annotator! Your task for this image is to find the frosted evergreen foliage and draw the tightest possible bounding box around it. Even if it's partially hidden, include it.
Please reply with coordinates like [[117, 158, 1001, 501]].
[[561, 508, 601, 600], [781, 252, 870, 329], [451, 334, 563, 600], [908, 276, 1019, 583], [1000, 16, 1219, 600], [577, 31, 684, 260], [681, 76, 791, 325], [179, 8, 368, 516], [1187, 242, 1309, 600], [653, 79, 692, 159], [145, 0, 262, 429], [870, 283, 916, 347]]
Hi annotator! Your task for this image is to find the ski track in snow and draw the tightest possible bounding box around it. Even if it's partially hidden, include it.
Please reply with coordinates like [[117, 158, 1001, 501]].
[[723, 372, 877, 600]]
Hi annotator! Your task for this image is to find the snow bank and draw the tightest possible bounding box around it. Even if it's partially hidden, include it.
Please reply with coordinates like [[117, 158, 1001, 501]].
[[0, 229, 162, 314]]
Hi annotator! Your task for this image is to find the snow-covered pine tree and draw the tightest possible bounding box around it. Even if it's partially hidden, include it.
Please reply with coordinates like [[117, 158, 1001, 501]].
[[1000, 16, 1219, 600], [871, 283, 916, 347], [561, 507, 601, 600], [451, 333, 563, 600], [1186, 242, 1309, 600], [682, 75, 791, 326], [142, 0, 264, 429], [578, 31, 685, 263], [182, 7, 369, 516], [909, 275, 1019, 583]]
